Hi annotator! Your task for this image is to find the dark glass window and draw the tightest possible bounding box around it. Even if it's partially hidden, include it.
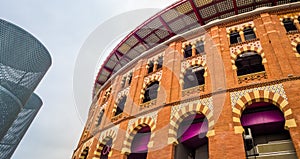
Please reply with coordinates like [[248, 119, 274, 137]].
[[230, 30, 242, 44], [157, 56, 163, 70], [143, 81, 159, 103], [283, 18, 297, 32], [195, 41, 204, 55], [184, 44, 193, 58], [96, 110, 104, 126], [235, 51, 265, 76], [100, 139, 112, 159], [128, 73, 132, 85], [183, 66, 205, 89], [148, 61, 154, 73], [244, 28, 256, 41], [128, 126, 151, 159], [121, 77, 126, 88], [297, 44, 300, 54], [115, 96, 126, 116]]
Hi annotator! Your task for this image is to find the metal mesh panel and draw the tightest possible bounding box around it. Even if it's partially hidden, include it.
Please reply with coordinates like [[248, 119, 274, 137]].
[[0, 19, 51, 104], [0, 93, 42, 159], [0, 19, 51, 147], [0, 86, 22, 140]]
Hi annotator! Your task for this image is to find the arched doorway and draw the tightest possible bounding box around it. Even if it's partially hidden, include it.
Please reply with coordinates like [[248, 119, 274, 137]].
[[127, 125, 151, 159], [241, 102, 297, 158], [100, 138, 112, 159], [175, 113, 208, 159]]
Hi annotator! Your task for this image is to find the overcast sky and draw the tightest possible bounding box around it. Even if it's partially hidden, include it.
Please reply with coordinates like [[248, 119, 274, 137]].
[[0, 1, 177, 158]]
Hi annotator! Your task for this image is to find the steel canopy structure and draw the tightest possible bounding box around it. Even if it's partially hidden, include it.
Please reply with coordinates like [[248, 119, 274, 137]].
[[0, 19, 51, 158], [93, 0, 297, 96]]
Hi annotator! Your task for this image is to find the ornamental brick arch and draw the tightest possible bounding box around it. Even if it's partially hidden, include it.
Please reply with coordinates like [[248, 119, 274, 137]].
[[112, 95, 127, 114], [231, 47, 267, 70], [232, 90, 297, 134], [94, 136, 114, 159], [122, 117, 156, 154], [94, 129, 118, 158], [79, 147, 89, 159], [168, 103, 215, 145], [179, 60, 208, 86], [140, 79, 160, 102], [291, 37, 300, 57]]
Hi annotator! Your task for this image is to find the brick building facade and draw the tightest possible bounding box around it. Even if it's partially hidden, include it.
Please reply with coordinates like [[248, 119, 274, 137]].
[[72, 1, 300, 159]]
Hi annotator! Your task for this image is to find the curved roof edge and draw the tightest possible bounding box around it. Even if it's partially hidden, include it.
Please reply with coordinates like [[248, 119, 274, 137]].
[[0, 18, 52, 68], [93, 0, 299, 97]]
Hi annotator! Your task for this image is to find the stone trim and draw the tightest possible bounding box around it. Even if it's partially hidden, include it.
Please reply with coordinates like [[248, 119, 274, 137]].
[[232, 90, 297, 134], [180, 55, 207, 88], [230, 40, 266, 70], [140, 70, 162, 102], [122, 111, 158, 154], [168, 101, 215, 145]]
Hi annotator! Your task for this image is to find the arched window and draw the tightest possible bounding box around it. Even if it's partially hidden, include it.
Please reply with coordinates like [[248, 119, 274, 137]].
[[175, 114, 208, 159], [128, 125, 151, 159], [100, 138, 113, 159], [147, 61, 154, 73], [184, 44, 193, 58], [235, 51, 265, 76], [183, 66, 205, 89], [230, 30, 241, 44], [128, 73, 132, 85], [96, 109, 104, 126], [157, 56, 163, 70], [244, 27, 256, 41], [115, 96, 126, 116], [296, 44, 300, 54], [195, 41, 204, 55], [143, 81, 159, 103], [283, 18, 297, 32], [241, 102, 296, 158]]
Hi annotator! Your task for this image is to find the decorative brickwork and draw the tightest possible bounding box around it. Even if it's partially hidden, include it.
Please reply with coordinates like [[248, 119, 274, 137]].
[[93, 125, 120, 158], [226, 21, 254, 33], [168, 100, 215, 144], [180, 55, 208, 86], [122, 111, 158, 154], [290, 35, 300, 57], [181, 36, 205, 52], [140, 70, 162, 102], [231, 89, 297, 134], [230, 39, 266, 70], [111, 87, 130, 117], [73, 3, 300, 159], [230, 84, 287, 108]]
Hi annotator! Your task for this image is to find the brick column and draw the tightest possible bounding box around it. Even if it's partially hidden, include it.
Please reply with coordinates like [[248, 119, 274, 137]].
[[147, 106, 175, 159], [192, 43, 196, 56], [127, 59, 147, 115], [159, 41, 182, 104], [283, 80, 300, 157], [111, 120, 129, 159], [294, 18, 300, 31], [256, 13, 295, 78], [239, 30, 245, 42]]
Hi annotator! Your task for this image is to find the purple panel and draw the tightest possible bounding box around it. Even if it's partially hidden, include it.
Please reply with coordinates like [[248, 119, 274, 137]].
[[180, 122, 208, 142], [241, 109, 284, 127], [131, 132, 151, 153]]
